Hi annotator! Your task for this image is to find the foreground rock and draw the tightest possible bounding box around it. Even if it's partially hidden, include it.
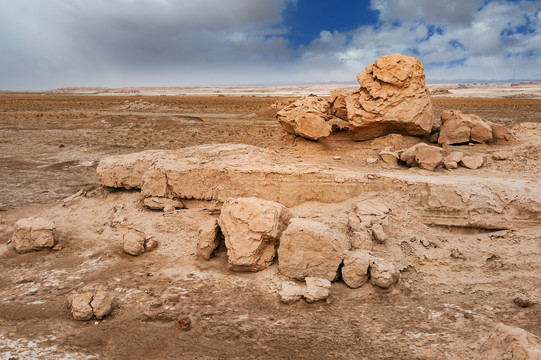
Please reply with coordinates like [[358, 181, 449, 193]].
[[219, 197, 291, 272], [460, 155, 484, 169], [276, 95, 332, 140], [399, 143, 443, 171], [304, 278, 331, 303], [11, 217, 56, 253], [438, 110, 493, 145], [67, 284, 114, 321], [345, 54, 434, 140], [197, 219, 221, 260], [478, 323, 541, 360], [369, 257, 400, 288], [278, 218, 349, 281]]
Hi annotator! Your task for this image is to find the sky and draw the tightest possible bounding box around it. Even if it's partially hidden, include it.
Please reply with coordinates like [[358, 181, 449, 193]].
[[1, 0, 540, 90]]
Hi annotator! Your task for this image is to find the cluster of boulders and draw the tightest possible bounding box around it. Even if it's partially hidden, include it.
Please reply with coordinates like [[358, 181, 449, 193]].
[[197, 196, 400, 303], [276, 53, 513, 172], [277, 54, 434, 141]]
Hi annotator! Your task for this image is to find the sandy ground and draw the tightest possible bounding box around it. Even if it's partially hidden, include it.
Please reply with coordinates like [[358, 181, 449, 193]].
[[0, 92, 540, 359]]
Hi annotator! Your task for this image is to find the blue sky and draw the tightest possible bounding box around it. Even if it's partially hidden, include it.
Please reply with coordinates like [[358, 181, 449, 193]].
[[0, 0, 540, 90]]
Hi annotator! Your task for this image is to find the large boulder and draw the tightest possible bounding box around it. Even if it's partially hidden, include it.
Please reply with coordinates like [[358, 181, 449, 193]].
[[278, 218, 350, 281], [276, 95, 332, 140], [478, 323, 541, 360], [218, 197, 291, 272], [11, 217, 56, 253], [438, 110, 493, 145], [328, 88, 349, 120], [345, 54, 434, 141]]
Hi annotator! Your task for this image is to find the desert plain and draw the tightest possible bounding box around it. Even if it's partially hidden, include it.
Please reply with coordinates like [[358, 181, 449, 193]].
[[0, 82, 541, 359]]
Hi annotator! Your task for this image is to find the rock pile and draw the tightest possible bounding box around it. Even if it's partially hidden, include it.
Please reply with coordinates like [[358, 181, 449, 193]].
[[438, 110, 513, 145]]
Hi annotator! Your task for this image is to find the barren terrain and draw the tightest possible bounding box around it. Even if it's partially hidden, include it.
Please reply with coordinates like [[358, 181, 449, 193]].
[[1, 91, 540, 359]]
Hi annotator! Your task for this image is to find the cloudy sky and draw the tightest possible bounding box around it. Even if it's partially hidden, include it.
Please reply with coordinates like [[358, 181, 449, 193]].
[[1, 0, 540, 90]]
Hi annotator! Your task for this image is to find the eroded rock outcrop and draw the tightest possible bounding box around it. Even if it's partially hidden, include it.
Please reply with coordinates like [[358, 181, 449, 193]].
[[11, 217, 56, 253], [328, 88, 349, 120], [278, 218, 350, 281], [276, 95, 332, 140], [478, 323, 541, 360], [346, 54, 434, 140], [218, 197, 291, 272]]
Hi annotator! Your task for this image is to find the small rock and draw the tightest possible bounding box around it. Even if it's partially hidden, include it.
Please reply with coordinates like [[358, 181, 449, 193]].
[[177, 316, 192, 331], [460, 155, 484, 169], [11, 217, 56, 253], [450, 248, 465, 260], [91, 289, 114, 320], [513, 292, 538, 308], [68, 285, 114, 321], [303, 278, 331, 303], [144, 238, 159, 252], [443, 151, 464, 170], [379, 149, 399, 167], [279, 281, 304, 304], [197, 219, 221, 260], [68, 292, 94, 321], [123, 229, 146, 256], [420, 238, 431, 248], [347, 215, 363, 233], [144, 197, 185, 210], [371, 224, 387, 243], [415, 145, 443, 171], [369, 257, 400, 289], [333, 155, 341, 161], [366, 157, 378, 164], [342, 250, 372, 289], [492, 151, 509, 160]]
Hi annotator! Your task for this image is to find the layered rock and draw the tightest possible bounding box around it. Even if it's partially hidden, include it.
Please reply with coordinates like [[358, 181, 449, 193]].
[[278, 218, 350, 281], [218, 197, 291, 271], [345, 54, 434, 140], [276, 95, 332, 140], [11, 217, 56, 253]]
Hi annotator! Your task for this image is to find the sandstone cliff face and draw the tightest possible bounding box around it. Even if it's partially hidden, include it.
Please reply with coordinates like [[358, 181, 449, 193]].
[[345, 54, 434, 140]]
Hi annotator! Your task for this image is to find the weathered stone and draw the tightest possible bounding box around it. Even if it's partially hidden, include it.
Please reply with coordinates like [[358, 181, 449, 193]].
[[415, 144, 443, 171], [276, 95, 332, 140], [68, 292, 94, 321], [460, 155, 484, 169], [144, 197, 185, 210], [11, 217, 56, 253], [144, 238, 159, 252], [279, 281, 304, 304], [438, 110, 493, 145], [513, 292, 538, 308], [218, 197, 291, 272], [91, 288, 114, 320], [123, 229, 146, 256], [443, 151, 464, 169], [355, 199, 391, 217], [369, 257, 400, 288], [487, 121, 513, 142], [478, 323, 541, 360], [304, 278, 331, 303], [328, 88, 349, 120], [345, 54, 434, 141], [197, 219, 221, 260], [97, 150, 161, 189], [278, 218, 349, 281], [371, 224, 387, 243], [342, 250, 372, 289], [379, 149, 399, 167]]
